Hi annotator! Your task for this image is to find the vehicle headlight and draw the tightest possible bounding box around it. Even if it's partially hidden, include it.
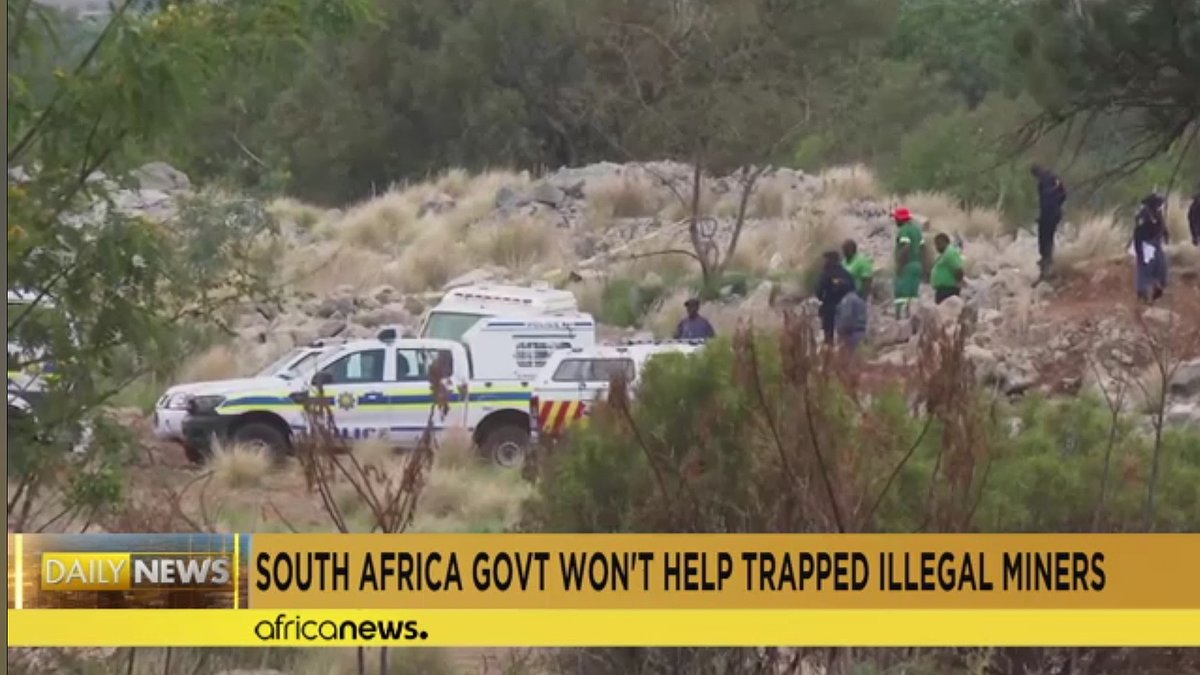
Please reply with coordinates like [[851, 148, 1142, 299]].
[[187, 395, 226, 415], [163, 393, 191, 410]]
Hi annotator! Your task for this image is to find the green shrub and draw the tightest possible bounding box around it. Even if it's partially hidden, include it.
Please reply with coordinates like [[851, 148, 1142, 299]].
[[527, 323, 1200, 535], [597, 277, 665, 328]]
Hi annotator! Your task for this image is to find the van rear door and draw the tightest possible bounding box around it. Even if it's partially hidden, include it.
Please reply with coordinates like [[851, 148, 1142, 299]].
[[533, 356, 634, 437]]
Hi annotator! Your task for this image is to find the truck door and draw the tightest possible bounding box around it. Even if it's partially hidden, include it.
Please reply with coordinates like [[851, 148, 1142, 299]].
[[392, 346, 459, 446], [312, 347, 393, 444]]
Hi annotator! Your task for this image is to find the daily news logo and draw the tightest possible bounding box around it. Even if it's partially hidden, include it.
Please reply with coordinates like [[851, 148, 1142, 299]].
[[40, 552, 232, 592]]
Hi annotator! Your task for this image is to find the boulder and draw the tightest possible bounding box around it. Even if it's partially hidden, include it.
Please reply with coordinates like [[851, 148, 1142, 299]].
[[743, 281, 775, 311], [1169, 359, 1200, 397], [1165, 402, 1200, 430], [316, 319, 346, 339], [356, 303, 411, 328], [936, 295, 965, 324], [530, 182, 566, 207], [494, 186, 527, 210], [132, 161, 191, 192], [315, 294, 354, 319], [370, 284, 398, 305], [442, 267, 498, 290], [417, 192, 456, 218], [1143, 307, 1181, 327]]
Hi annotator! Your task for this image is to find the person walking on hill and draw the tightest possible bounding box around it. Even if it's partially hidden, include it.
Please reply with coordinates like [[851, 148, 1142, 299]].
[[674, 298, 716, 340], [931, 233, 965, 304], [892, 207, 923, 319], [842, 239, 874, 299], [1031, 164, 1067, 280], [1133, 193, 1169, 304], [1188, 187, 1200, 247], [816, 250, 856, 345]]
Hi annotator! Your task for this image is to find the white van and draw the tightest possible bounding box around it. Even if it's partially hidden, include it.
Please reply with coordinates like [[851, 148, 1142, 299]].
[[419, 282, 579, 342]]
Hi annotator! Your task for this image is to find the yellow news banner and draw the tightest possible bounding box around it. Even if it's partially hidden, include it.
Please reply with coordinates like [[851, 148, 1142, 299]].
[[248, 534, 1200, 610], [9, 609, 1200, 647]]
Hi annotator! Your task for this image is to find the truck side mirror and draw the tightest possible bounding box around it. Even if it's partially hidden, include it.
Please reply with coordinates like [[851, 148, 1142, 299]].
[[311, 371, 333, 387]]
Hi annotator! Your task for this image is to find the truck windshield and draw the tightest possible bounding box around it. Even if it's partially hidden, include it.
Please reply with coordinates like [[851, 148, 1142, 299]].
[[421, 311, 485, 341]]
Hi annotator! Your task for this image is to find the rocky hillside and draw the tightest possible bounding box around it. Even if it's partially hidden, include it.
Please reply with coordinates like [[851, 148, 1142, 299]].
[[62, 160, 1200, 432]]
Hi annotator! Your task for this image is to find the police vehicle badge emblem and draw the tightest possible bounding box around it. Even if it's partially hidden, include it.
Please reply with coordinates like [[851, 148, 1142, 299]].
[[336, 391, 356, 411]]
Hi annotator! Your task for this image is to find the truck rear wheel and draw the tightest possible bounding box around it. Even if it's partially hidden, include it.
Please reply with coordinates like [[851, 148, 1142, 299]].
[[483, 425, 529, 467], [232, 421, 290, 460]]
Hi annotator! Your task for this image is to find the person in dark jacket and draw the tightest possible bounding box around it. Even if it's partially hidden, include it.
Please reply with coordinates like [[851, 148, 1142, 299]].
[[1031, 164, 1067, 278], [1133, 193, 1169, 304], [816, 250, 856, 345], [835, 288, 869, 353], [1189, 187, 1200, 247], [674, 298, 716, 340]]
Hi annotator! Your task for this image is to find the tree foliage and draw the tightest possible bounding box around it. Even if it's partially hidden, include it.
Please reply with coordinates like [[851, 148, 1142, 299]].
[[1016, 0, 1200, 181], [6, 0, 368, 530]]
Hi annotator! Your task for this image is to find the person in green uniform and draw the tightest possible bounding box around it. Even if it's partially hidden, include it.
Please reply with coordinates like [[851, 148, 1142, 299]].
[[930, 233, 965, 304], [892, 207, 923, 319], [842, 239, 874, 299]]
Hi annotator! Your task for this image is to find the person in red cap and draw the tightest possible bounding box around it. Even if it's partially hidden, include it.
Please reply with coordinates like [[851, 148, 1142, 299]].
[[892, 207, 924, 319]]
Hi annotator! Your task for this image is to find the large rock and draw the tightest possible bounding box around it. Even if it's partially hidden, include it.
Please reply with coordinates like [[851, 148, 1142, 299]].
[[132, 161, 191, 192], [1143, 307, 1181, 327], [356, 303, 411, 329], [315, 294, 354, 319], [1170, 359, 1200, 397], [495, 186, 529, 210], [742, 281, 775, 311], [442, 267, 498, 290], [530, 182, 566, 207], [1166, 402, 1200, 429]]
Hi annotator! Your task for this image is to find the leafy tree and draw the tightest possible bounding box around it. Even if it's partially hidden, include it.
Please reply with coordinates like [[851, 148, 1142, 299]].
[[889, 0, 1027, 108], [1016, 0, 1200, 183], [6, 0, 368, 530]]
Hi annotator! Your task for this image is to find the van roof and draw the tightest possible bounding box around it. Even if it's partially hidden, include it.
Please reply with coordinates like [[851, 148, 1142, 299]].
[[551, 340, 704, 362], [433, 283, 578, 315]]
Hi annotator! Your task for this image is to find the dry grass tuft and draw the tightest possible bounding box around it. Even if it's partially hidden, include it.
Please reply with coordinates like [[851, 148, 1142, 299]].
[[181, 344, 240, 382], [210, 442, 271, 489], [818, 164, 879, 201], [586, 174, 661, 221], [1058, 212, 1128, 268], [901, 191, 1008, 241], [335, 190, 418, 251], [268, 197, 329, 233], [396, 227, 468, 292], [467, 217, 558, 271], [748, 177, 790, 219], [436, 425, 476, 471]]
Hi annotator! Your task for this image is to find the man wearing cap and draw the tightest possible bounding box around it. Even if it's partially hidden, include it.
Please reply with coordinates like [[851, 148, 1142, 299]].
[[892, 207, 923, 319], [674, 298, 716, 340]]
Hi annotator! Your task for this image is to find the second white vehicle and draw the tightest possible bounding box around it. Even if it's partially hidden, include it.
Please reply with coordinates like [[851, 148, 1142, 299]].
[[529, 340, 706, 442]]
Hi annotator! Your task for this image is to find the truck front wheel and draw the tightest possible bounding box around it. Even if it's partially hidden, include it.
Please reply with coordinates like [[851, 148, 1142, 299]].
[[482, 425, 529, 467], [232, 421, 290, 460]]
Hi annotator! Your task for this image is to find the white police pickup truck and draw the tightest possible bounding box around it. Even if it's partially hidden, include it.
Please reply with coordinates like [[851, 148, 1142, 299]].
[[153, 338, 348, 454], [530, 340, 706, 442], [181, 311, 596, 466]]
